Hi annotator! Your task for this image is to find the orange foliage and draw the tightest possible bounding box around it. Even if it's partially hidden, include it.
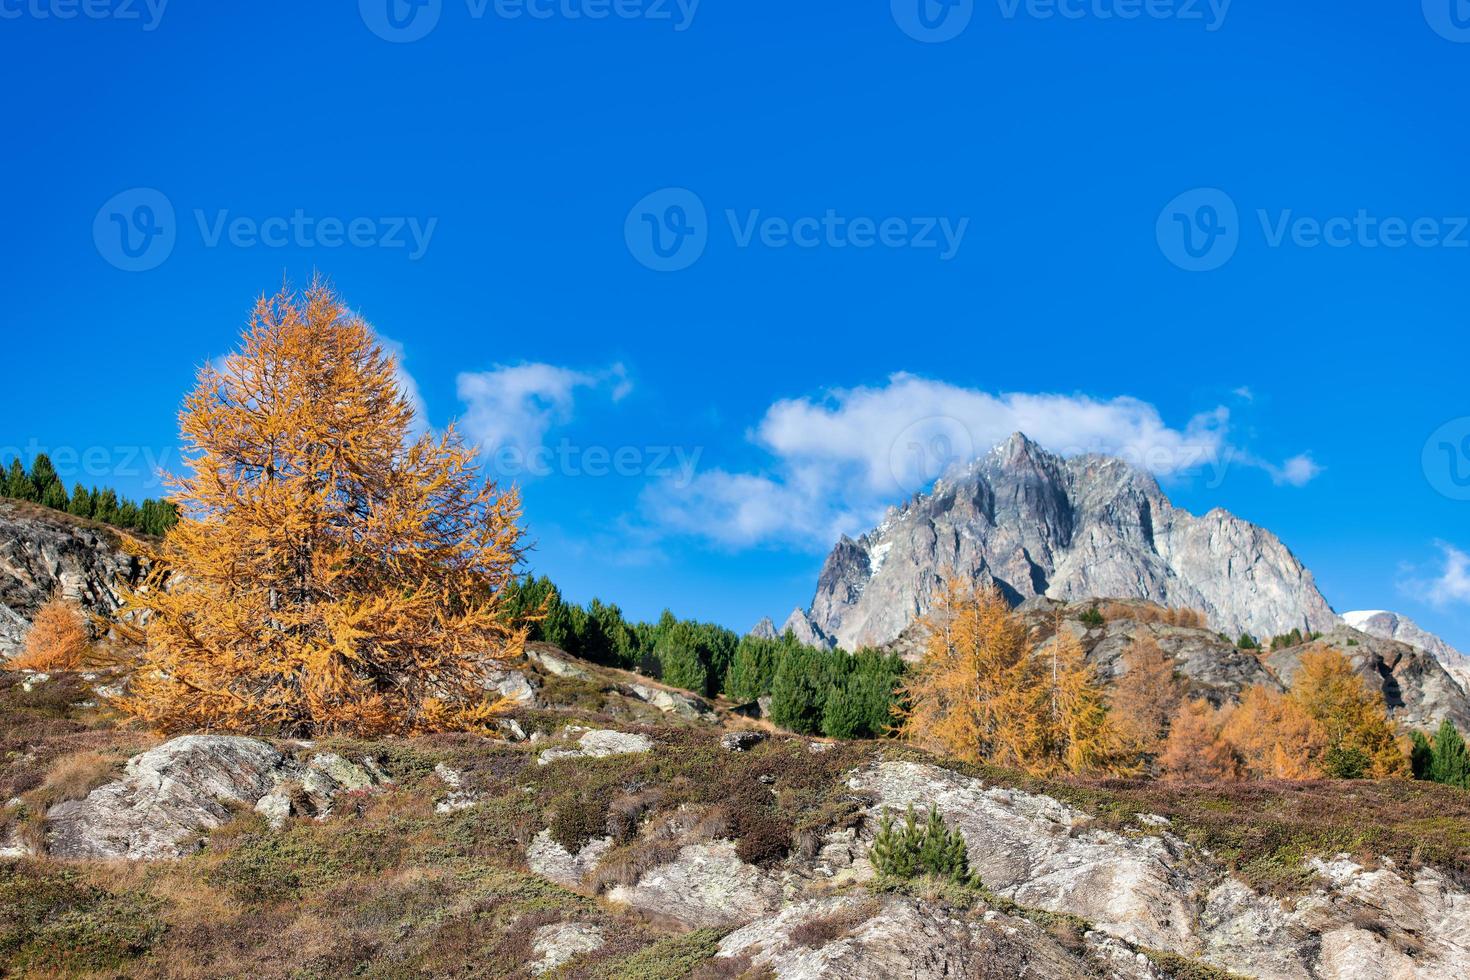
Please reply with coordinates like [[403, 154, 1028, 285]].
[[1110, 634, 1186, 764], [1220, 685, 1326, 779], [1160, 698, 1240, 781], [1289, 649, 1407, 778], [899, 581, 1125, 775], [119, 281, 526, 736], [1161, 649, 1408, 782], [11, 596, 90, 671], [1097, 603, 1208, 630]]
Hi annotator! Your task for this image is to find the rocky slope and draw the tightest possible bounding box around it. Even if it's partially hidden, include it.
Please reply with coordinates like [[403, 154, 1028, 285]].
[[796, 433, 1339, 651], [4, 658, 1470, 979], [0, 501, 145, 656], [1343, 609, 1470, 695], [1024, 599, 1470, 731]]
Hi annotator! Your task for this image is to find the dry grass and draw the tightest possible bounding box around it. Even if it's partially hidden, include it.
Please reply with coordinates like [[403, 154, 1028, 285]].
[[788, 898, 879, 948], [23, 750, 119, 811], [1098, 602, 1209, 630]]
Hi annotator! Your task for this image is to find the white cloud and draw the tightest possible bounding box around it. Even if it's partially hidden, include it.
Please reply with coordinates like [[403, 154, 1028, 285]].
[[642, 373, 1318, 549], [455, 362, 629, 459], [376, 334, 430, 439], [1427, 543, 1470, 607]]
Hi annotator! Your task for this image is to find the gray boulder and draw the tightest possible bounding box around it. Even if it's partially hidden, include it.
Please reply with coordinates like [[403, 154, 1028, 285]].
[[46, 735, 387, 858], [536, 728, 654, 765], [716, 893, 1097, 980], [530, 922, 605, 974], [625, 682, 716, 721], [604, 841, 783, 928]]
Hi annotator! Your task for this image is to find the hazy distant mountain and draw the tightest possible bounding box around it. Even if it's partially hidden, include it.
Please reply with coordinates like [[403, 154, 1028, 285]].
[[1343, 610, 1470, 695], [794, 433, 1339, 651]]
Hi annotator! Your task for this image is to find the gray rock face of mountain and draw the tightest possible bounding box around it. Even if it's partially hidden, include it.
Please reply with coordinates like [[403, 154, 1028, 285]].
[[748, 617, 779, 640], [0, 502, 145, 657], [806, 433, 1340, 650], [780, 607, 831, 648], [1343, 610, 1470, 695], [1265, 627, 1470, 731]]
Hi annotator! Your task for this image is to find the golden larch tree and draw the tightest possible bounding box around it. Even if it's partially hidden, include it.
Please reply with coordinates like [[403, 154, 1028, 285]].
[[1288, 649, 1407, 778], [1032, 620, 1124, 776], [12, 595, 91, 671], [898, 579, 1039, 769], [1161, 699, 1240, 781], [119, 281, 526, 736], [1109, 633, 1186, 765], [1220, 684, 1326, 779]]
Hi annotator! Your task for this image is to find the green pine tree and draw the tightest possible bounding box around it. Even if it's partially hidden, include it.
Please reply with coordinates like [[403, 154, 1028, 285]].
[[1430, 720, 1470, 789], [67, 484, 92, 519], [39, 479, 68, 511], [1410, 730, 1435, 780], [653, 622, 709, 693], [29, 454, 59, 498], [5, 459, 38, 501], [769, 646, 826, 734]]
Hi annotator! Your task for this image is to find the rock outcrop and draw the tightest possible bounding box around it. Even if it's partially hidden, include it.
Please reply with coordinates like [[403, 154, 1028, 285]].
[[1343, 609, 1470, 695], [536, 728, 654, 765], [0, 501, 145, 657], [715, 893, 1103, 980], [45, 735, 388, 859], [1265, 627, 1470, 730], [604, 841, 784, 928], [801, 433, 1339, 650], [624, 682, 717, 722]]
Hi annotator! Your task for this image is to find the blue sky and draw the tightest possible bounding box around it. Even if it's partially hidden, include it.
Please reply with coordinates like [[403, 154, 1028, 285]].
[[2, 1, 1469, 648]]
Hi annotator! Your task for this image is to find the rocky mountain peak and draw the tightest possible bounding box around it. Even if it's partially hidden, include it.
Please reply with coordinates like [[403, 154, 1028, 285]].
[[801, 436, 1339, 651]]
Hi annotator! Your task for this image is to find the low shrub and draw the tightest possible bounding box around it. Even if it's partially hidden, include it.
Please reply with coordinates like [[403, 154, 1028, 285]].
[[870, 804, 975, 885]]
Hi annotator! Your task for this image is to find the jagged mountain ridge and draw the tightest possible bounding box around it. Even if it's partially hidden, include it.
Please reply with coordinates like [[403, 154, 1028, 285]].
[[1344, 609, 1470, 695], [797, 432, 1340, 651]]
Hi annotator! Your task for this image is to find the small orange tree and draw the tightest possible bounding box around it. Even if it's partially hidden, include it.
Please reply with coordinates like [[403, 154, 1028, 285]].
[[1288, 649, 1406, 778], [1160, 698, 1240, 781], [898, 579, 1037, 769], [1110, 633, 1186, 767], [899, 581, 1124, 775], [11, 595, 91, 671], [120, 281, 526, 736]]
